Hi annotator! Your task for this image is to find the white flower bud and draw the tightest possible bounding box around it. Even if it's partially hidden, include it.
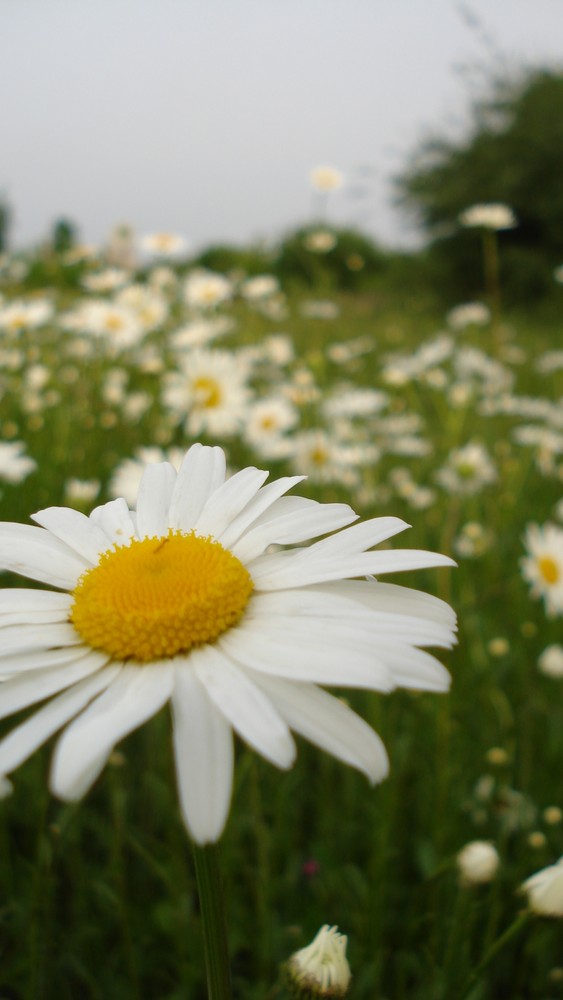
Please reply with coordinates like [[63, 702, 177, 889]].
[[285, 925, 352, 998]]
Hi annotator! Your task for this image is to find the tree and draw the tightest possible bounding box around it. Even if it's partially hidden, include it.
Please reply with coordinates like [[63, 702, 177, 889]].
[[395, 68, 563, 303]]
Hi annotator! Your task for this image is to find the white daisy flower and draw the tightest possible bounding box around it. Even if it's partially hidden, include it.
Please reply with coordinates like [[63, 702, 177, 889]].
[[459, 203, 517, 231], [446, 302, 491, 330], [309, 166, 344, 193], [0, 444, 455, 845], [538, 644, 563, 679], [521, 856, 563, 917], [81, 269, 131, 293], [240, 275, 279, 301], [0, 299, 54, 335], [163, 349, 252, 438], [115, 284, 169, 332], [435, 442, 497, 496], [242, 397, 299, 458], [521, 523, 563, 617], [184, 269, 233, 311], [140, 232, 188, 258], [0, 442, 37, 484]]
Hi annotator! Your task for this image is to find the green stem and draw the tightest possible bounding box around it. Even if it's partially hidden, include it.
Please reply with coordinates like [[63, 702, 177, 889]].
[[460, 910, 531, 998], [482, 229, 502, 335], [192, 842, 233, 1000]]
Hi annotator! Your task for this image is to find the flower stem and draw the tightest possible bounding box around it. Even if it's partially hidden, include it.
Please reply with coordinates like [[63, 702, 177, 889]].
[[460, 910, 531, 998], [192, 842, 233, 1000]]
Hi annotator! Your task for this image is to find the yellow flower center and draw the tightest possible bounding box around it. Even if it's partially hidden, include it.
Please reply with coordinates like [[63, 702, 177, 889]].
[[70, 530, 253, 662], [193, 376, 222, 408], [311, 446, 328, 466], [105, 313, 126, 332], [538, 556, 559, 585]]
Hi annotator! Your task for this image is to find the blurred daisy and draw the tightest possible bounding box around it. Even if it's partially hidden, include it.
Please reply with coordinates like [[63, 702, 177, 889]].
[[538, 645, 563, 678], [140, 232, 188, 258], [63, 300, 143, 350], [64, 479, 101, 506], [163, 349, 252, 438], [323, 388, 389, 420], [0, 442, 37, 483], [0, 299, 54, 335], [310, 166, 344, 193], [243, 397, 299, 458], [300, 300, 340, 320], [115, 284, 168, 331], [446, 302, 491, 330], [303, 229, 338, 254], [459, 203, 517, 231], [240, 275, 279, 302], [521, 856, 563, 917], [436, 442, 497, 496], [184, 269, 233, 311], [0, 443, 455, 844], [81, 269, 130, 293], [521, 523, 563, 617], [171, 317, 235, 350], [457, 841, 500, 886]]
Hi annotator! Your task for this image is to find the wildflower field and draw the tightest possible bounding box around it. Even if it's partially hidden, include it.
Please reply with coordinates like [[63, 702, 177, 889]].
[[0, 234, 561, 1000]]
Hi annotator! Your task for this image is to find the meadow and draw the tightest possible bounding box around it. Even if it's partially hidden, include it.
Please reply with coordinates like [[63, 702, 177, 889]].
[[0, 230, 561, 1000]]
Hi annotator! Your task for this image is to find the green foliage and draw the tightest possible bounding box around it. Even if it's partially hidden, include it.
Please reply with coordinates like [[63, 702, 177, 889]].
[[51, 218, 78, 254], [274, 225, 391, 291], [193, 243, 275, 277], [396, 68, 563, 303], [0, 197, 11, 254]]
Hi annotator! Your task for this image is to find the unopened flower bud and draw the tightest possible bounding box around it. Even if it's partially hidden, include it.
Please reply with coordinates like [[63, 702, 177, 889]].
[[457, 841, 500, 886], [285, 925, 352, 998]]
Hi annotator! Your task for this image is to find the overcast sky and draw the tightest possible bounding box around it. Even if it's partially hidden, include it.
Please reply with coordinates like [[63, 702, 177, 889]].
[[2, 0, 562, 252]]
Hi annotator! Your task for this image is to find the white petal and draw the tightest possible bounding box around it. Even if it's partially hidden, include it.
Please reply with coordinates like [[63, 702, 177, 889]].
[[302, 516, 410, 557], [232, 499, 358, 562], [251, 673, 389, 783], [248, 588, 451, 638], [0, 523, 89, 589], [172, 665, 234, 845], [250, 548, 455, 590], [50, 662, 174, 800], [135, 462, 177, 538], [0, 589, 72, 628], [0, 609, 70, 628], [0, 649, 109, 721], [190, 644, 296, 768], [0, 645, 99, 676], [0, 589, 72, 614], [314, 580, 457, 628], [0, 666, 121, 775], [193, 468, 269, 539], [244, 606, 451, 650], [219, 622, 395, 690], [89, 498, 137, 545], [0, 622, 82, 656], [31, 507, 112, 564], [218, 476, 306, 550], [168, 444, 226, 532], [375, 643, 451, 691]]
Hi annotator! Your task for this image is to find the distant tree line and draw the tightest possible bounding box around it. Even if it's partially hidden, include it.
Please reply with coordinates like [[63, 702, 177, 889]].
[[395, 68, 563, 304]]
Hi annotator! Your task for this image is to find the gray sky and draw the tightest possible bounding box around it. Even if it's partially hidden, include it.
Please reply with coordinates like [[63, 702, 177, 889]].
[[2, 0, 563, 252]]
